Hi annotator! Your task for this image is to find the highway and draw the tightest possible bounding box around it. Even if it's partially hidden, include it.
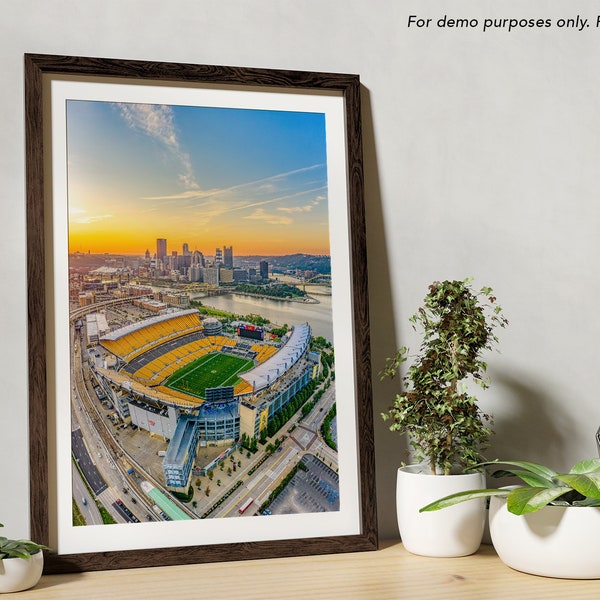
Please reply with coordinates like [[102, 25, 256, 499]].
[[71, 463, 103, 525]]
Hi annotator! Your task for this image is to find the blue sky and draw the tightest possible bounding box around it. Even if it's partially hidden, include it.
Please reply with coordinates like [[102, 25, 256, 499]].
[[66, 100, 330, 255]]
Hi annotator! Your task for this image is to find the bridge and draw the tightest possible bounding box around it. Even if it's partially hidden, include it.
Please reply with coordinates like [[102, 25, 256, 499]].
[[288, 274, 332, 292]]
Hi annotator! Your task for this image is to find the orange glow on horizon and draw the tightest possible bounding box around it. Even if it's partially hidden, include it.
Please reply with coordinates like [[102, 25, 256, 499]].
[[68, 228, 331, 257]]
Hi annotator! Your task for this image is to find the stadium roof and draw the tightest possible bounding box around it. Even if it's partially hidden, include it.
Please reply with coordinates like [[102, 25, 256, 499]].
[[100, 308, 199, 341], [239, 323, 311, 392]]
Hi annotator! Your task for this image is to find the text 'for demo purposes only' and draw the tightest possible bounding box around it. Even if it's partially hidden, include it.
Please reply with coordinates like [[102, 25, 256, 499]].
[[408, 15, 596, 33]]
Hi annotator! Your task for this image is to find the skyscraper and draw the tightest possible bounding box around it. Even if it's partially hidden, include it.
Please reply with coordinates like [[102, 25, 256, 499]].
[[191, 250, 204, 266], [215, 247, 223, 264], [223, 245, 233, 267], [156, 238, 167, 261], [259, 260, 269, 280]]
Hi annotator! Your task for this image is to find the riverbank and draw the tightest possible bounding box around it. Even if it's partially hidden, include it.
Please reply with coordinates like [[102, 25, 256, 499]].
[[191, 287, 334, 342], [221, 290, 320, 304]]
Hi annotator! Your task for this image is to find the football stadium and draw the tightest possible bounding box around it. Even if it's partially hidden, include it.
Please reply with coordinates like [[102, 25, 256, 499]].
[[87, 308, 321, 491]]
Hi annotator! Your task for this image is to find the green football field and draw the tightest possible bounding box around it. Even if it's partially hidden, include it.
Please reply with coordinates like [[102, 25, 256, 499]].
[[165, 352, 254, 398]]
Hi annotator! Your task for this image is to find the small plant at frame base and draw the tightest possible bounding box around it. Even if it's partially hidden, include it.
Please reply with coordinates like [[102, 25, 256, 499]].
[[381, 279, 508, 475], [0, 523, 49, 560], [420, 458, 600, 514]]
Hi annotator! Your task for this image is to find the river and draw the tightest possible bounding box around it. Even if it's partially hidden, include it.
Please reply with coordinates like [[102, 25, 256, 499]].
[[192, 288, 334, 342]]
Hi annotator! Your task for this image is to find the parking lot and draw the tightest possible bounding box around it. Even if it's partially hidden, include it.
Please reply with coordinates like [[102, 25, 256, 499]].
[[267, 453, 340, 515]]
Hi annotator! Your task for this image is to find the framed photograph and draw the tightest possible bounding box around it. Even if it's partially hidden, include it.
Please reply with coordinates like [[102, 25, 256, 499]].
[[25, 53, 376, 573]]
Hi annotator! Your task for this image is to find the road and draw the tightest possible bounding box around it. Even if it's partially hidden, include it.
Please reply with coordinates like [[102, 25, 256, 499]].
[[71, 463, 103, 525], [71, 428, 107, 495]]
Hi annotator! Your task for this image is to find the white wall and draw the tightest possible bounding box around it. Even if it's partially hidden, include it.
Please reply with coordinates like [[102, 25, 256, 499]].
[[2, 0, 600, 542]]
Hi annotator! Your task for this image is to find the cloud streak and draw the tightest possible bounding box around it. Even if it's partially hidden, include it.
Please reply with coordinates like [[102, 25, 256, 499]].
[[71, 213, 113, 225], [137, 163, 328, 227], [115, 103, 198, 190], [243, 208, 293, 226], [140, 163, 326, 202]]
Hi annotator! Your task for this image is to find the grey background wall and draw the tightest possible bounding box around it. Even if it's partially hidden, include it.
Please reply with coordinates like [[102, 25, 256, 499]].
[[2, 0, 599, 542]]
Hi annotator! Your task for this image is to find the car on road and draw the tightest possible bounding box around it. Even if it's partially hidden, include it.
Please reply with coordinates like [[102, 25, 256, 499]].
[[82, 498, 87, 506]]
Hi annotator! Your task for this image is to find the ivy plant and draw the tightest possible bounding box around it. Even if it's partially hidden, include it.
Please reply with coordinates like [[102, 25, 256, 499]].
[[381, 279, 508, 475]]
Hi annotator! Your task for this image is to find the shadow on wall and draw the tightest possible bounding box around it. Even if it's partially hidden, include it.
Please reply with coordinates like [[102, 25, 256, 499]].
[[487, 370, 580, 472], [360, 86, 405, 540]]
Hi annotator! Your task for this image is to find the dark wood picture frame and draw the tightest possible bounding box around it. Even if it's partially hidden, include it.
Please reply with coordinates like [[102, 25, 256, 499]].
[[25, 53, 376, 573]]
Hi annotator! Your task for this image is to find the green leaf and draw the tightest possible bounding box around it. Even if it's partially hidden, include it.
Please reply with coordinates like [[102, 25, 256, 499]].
[[473, 459, 558, 483], [568, 458, 600, 475], [556, 473, 600, 500], [6, 548, 31, 559], [0, 532, 49, 559], [506, 486, 570, 515], [490, 469, 555, 488], [419, 488, 509, 512]]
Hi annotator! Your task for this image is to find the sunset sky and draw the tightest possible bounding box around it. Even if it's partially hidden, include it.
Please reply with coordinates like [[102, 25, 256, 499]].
[[66, 100, 330, 256]]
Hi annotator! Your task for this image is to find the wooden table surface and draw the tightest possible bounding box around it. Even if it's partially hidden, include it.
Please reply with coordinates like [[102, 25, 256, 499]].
[[5, 540, 599, 599]]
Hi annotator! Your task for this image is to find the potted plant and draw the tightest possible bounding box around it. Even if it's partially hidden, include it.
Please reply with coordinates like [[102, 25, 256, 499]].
[[0, 523, 48, 593], [420, 458, 600, 578], [381, 279, 508, 557]]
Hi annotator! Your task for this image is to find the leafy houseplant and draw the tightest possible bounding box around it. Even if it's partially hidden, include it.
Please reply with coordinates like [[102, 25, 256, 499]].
[[381, 279, 507, 558], [420, 458, 600, 514], [0, 523, 48, 594], [420, 459, 600, 578], [0, 523, 48, 560], [381, 279, 508, 475]]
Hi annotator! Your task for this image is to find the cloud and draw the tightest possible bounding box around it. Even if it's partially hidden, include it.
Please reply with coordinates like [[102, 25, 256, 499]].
[[71, 213, 113, 225], [141, 164, 326, 202], [140, 189, 221, 202], [277, 192, 327, 214], [118, 104, 176, 148], [278, 205, 313, 213], [256, 183, 277, 193], [115, 103, 198, 190], [243, 209, 293, 226], [138, 164, 328, 229]]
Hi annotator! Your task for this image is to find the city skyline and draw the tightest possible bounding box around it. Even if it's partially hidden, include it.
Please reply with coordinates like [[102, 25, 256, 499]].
[[66, 100, 331, 256]]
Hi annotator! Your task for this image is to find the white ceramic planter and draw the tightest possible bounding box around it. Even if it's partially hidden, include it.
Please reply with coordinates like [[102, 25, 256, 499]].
[[0, 552, 44, 593], [396, 466, 486, 557], [489, 495, 600, 579]]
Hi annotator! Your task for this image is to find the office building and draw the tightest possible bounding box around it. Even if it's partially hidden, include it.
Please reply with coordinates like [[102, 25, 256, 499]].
[[156, 238, 167, 262], [223, 245, 233, 267], [259, 260, 269, 280]]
